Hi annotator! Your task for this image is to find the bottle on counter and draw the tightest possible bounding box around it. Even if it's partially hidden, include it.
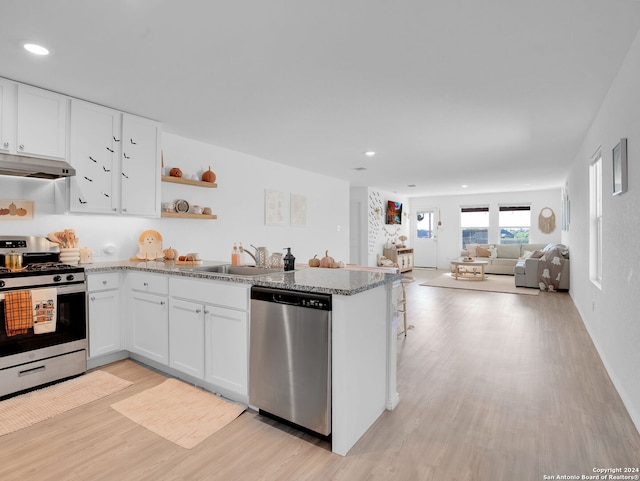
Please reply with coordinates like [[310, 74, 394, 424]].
[[231, 243, 241, 266], [283, 247, 295, 271]]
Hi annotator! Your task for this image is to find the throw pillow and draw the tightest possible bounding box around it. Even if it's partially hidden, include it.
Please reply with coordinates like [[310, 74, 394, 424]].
[[466, 244, 479, 257], [487, 245, 497, 258], [476, 246, 491, 257], [522, 250, 533, 259], [530, 250, 544, 259]]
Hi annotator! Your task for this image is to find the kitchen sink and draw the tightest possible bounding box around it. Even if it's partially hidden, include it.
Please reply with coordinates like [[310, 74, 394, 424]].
[[191, 265, 284, 277]]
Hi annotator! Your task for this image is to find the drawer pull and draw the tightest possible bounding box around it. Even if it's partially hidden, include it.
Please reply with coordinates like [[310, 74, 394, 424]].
[[19, 365, 46, 377]]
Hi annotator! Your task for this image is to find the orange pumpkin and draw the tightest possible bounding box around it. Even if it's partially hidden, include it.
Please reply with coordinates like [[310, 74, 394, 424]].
[[319, 250, 335, 268], [169, 167, 183, 177], [163, 247, 178, 260], [202, 166, 216, 183], [308, 255, 320, 267]]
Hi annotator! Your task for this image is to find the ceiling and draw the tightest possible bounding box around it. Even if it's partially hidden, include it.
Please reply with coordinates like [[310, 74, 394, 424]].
[[2, 0, 640, 197]]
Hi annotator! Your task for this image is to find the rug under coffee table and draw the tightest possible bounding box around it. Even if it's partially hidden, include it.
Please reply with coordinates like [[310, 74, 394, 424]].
[[450, 259, 488, 280]]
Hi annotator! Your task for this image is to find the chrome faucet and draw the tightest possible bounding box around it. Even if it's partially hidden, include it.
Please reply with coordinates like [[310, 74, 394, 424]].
[[240, 245, 258, 265]]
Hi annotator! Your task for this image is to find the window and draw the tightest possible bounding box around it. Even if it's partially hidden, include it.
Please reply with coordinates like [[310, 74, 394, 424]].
[[499, 206, 531, 244], [416, 211, 435, 239], [590, 152, 603, 285], [461, 206, 489, 248]]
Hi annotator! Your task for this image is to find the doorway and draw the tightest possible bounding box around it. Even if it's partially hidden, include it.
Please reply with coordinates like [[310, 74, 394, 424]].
[[414, 209, 438, 267]]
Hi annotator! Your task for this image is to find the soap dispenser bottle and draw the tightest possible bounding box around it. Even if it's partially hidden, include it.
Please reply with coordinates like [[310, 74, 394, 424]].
[[283, 247, 295, 271], [231, 243, 240, 266]]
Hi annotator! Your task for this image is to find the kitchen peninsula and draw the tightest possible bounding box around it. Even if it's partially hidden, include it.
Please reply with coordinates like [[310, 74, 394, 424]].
[[85, 260, 403, 456]]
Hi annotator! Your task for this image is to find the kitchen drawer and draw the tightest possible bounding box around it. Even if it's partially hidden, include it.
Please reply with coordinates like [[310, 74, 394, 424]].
[[87, 272, 121, 292], [170, 277, 250, 311], [128, 272, 169, 295]]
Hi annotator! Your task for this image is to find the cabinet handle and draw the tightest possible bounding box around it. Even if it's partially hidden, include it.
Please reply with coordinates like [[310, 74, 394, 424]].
[[101, 192, 110, 198], [143, 282, 148, 287], [122, 172, 129, 179], [160, 301, 165, 306], [19, 144, 24, 151], [112, 208, 117, 212], [102, 280, 108, 285], [204, 309, 210, 315], [123, 152, 130, 159], [122, 208, 127, 212], [195, 309, 202, 314], [89, 156, 97, 163], [113, 136, 120, 142], [3, 142, 9, 148], [84, 176, 93, 182], [130, 138, 137, 145], [106, 147, 114, 153], [90, 296, 96, 301], [103, 166, 111, 172], [79, 198, 87, 205]]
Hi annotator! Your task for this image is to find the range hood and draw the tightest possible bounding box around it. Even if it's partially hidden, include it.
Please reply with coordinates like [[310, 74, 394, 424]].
[[0, 153, 76, 179]]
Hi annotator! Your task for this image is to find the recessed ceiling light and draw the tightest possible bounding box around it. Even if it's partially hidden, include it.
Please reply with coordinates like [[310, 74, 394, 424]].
[[363, 151, 376, 157], [24, 43, 49, 56], [461, 184, 468, 188], [354, 167, 367, 171]]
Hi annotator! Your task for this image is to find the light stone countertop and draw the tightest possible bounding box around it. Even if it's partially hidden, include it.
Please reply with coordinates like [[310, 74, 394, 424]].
[[83, 260, 403, 296]]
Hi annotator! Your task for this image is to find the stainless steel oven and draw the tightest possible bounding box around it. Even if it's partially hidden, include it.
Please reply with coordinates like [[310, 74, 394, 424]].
[[0, 236, 87, 398]]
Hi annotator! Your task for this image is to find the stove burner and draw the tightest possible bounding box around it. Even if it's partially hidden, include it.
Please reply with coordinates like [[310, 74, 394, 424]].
[[25, 263, 75, 271]]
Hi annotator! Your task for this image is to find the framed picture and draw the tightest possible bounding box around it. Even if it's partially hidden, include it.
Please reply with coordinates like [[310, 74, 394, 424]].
[[0, 199, 34, 220], [386, 200, 402, 224], [290, 193, 307, 226], [613, 138, 628, 196], [265, 189, 286, 225]]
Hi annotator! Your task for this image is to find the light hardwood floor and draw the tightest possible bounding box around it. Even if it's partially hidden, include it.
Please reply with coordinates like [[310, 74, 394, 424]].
[[1, 269, 639, 481]]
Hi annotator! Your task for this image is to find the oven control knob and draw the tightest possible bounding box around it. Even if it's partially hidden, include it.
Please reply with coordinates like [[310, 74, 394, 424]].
[[0, 280, 4, 288], [66, 274, 75, 281], [53, 275, 62, 282]]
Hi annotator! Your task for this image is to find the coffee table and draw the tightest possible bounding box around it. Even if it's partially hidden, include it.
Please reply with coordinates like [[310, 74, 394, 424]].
[[450, 259, 489, 280]]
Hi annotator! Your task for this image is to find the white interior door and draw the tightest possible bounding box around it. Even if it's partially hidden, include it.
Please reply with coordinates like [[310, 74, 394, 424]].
[[414, 209, 438, 267]]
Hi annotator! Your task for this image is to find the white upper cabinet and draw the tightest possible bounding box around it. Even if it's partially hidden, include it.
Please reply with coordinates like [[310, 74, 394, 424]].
[[69, 101, 161, 216], [16, 84, 67, 159], [0, 78, 16, 153], [121, 114, 161, 217], [69, 100, 120, 214]]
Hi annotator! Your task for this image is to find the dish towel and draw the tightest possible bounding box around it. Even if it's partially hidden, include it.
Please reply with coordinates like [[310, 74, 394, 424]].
[[32, 288, 57, 334], [4, 290, 33, 336]]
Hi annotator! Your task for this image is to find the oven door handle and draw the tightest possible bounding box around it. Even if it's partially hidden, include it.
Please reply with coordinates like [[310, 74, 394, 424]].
[[0, 283, 85, 300]]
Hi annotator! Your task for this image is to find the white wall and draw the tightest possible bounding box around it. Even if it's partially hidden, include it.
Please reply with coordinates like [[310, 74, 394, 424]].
[[564, 27, 640, 432], [350, 187, 410, 267], [0, 132, 350, 265], [410, 189, 562, 269]]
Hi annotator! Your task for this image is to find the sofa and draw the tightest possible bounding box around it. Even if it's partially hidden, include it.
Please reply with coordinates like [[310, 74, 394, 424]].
[[514, 245, 570, 290], [460, 243, 548, 275]]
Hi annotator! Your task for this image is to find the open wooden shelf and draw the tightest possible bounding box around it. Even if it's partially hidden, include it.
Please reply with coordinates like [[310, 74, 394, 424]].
[[161, 175, 217, 188], [161, 212, 218, 220]]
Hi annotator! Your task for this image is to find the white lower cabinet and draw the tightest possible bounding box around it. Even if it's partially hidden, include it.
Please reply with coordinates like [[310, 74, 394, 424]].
[[204, 306, 248, 396], [87, 272, 122, 358], [169, 277, 250, 399], [130, 291, 169, 364], [169, 298, 205, 379]]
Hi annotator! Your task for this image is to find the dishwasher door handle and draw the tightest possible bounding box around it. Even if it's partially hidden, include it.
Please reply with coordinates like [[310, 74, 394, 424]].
[[272, 295, 302, 306]]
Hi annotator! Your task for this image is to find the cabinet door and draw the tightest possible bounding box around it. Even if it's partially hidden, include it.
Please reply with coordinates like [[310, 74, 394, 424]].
[[0, 78, 16, 153], [129, 291, 169, 365], [16, 84, 67, 159], [204, 306, 248, 396], [121, 114, 161, 217], [169, 298, 205, 379], [69, 100, 120, 213], [88, 289, 122, 358]]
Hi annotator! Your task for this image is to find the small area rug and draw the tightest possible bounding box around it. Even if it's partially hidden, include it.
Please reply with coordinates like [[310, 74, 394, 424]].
[[421, 272, 539, 296], [111, 378, 245, 449], [0, 370, 133, 436]]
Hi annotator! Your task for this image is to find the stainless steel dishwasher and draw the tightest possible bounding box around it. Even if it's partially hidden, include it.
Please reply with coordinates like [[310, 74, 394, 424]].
[[249, 286, 332, 436]]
